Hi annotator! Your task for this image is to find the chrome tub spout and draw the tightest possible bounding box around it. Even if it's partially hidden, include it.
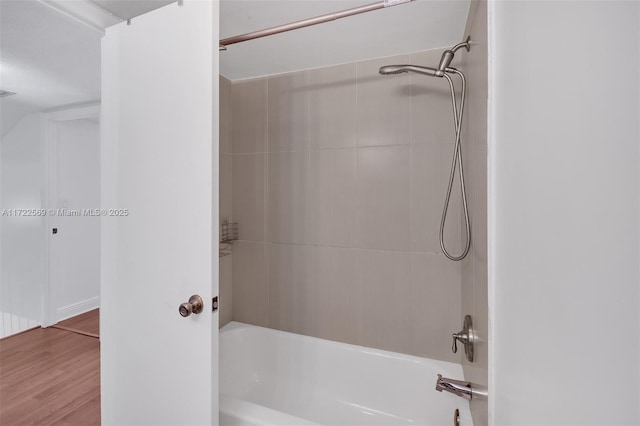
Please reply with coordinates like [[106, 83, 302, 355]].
[[435, 374, 473, 400]]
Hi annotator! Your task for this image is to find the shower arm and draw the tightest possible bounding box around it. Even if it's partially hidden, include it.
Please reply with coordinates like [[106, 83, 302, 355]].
[[449, 36, 472, 54]]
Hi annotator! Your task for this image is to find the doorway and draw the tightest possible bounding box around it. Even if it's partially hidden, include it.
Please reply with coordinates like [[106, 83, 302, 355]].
[[43, 106, 101, 328]]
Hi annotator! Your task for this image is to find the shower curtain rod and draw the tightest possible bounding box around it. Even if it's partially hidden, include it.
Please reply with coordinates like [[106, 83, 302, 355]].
[[219, 0, 414, 50]]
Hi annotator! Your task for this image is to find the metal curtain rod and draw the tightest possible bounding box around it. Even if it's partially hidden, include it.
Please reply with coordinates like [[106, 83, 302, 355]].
[[219, 0, 414, 51]]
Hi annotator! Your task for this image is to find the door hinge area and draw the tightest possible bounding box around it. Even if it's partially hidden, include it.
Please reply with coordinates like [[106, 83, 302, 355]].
[[212, 296, 219, 313]]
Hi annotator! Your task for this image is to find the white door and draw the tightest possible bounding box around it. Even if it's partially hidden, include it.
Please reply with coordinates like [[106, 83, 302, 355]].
[[51, 118, 101, 322], [100, 1, 219, 425]]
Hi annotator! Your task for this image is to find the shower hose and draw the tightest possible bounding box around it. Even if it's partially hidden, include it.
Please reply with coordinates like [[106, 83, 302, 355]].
[[440, 69, 471, 261]]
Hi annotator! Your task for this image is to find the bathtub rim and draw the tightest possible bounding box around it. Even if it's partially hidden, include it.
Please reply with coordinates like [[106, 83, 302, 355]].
[[220, 320, 464, 368]]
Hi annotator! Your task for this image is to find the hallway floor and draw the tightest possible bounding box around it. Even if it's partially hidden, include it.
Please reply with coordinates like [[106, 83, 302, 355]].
[[0, 310, 100, 425]]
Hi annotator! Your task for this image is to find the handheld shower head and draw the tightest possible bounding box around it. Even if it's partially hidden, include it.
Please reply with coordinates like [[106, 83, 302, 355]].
[[378, 65, 439, 77], [379, 37, 472, 78], [378, 65, 407, 75]]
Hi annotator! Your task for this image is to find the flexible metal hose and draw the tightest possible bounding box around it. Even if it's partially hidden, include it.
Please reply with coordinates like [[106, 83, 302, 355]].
[[440, 69, 470, 261]]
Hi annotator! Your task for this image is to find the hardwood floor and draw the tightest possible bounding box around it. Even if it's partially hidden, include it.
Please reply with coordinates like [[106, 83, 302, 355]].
[[54, 309, 100, 338], [0, 311, 100, 425]]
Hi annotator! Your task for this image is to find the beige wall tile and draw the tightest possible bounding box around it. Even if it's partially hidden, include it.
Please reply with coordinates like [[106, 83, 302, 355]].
[[356, 54, 411, 147], [309, 148, 357, 247], [267, 151, 309, 244], [220, 153, 233, 221], [357, 145, 410, 251], [232, 153, 265, 242], [355, 249, 412, 353], [410, 50, 459, 146], [460, 250, 474, 362], [232, 78, 267, 154], [220, 78, 233, 328], [313, 246, 357, 343], [410, 253, 461, 362], [267, 243, 314, 335], [231, 241, 268, 326], [220, 76, 233, 154], [309, 63, 357, 150], [219, 253, 233, 327], [226, 47, 481, 368], [472, 260, 488, 367], [470, 70, 488, 265], [410, 143, 462, 254], [465, 262, 489, 425], [268, 71, 309, 152]]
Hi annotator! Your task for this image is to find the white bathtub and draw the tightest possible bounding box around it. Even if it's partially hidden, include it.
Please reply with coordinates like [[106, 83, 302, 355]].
[[220, 322, 473, 426]]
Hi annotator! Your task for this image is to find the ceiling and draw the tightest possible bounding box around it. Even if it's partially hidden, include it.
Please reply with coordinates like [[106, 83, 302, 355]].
[[0, 0, 102, 119], [0, 0, 170, 134], [0, 0, 470, 133], [220, 0, 471, 80], [91, 0, 174, 21]]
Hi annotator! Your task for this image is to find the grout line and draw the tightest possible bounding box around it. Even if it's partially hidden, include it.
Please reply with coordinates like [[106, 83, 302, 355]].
[[228, 140, 418, 156], [265, 241, 270, 328], [408, 53, 415, 355], [355, 60, 361, 250], [305, 69, 315, 336], [305, 69, 311, 248], [353, 61, 363, 346], [235, 239, 448, 256], [264, 77, 270, 328]]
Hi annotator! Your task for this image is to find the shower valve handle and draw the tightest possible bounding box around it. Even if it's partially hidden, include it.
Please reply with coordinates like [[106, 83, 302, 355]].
[[179, 295, 204, 317], [451, 315, 474, 362], [452, 331, 469, 353]]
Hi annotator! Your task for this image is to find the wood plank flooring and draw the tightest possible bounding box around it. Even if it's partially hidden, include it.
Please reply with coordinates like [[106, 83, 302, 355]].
[[53, 310, 100, 339], [0, 311, 101, 425]]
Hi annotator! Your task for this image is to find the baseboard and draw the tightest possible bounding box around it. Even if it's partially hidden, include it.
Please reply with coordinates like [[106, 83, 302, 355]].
[[57, 297, 100, 322]]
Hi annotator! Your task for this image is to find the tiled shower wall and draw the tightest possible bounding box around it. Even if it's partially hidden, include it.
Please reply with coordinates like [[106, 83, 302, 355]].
[[219, 76, 233, 327], [222, 49, 468, 362], [460, 1, 489, 425]]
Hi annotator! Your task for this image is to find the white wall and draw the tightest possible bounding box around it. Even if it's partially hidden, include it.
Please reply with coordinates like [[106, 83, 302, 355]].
[[0, 109, 101, 337], [0, 113, 44, 336], [0, 98, 37, 139], [490, 1, 640, 424]]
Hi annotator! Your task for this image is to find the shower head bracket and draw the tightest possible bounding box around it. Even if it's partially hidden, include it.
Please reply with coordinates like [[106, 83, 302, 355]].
[[450, 36, 471, 54], [463, 35, 471, 52]]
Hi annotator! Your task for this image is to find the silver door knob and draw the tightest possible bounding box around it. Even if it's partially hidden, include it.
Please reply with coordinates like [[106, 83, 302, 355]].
[[179, 295, 204, 317]]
